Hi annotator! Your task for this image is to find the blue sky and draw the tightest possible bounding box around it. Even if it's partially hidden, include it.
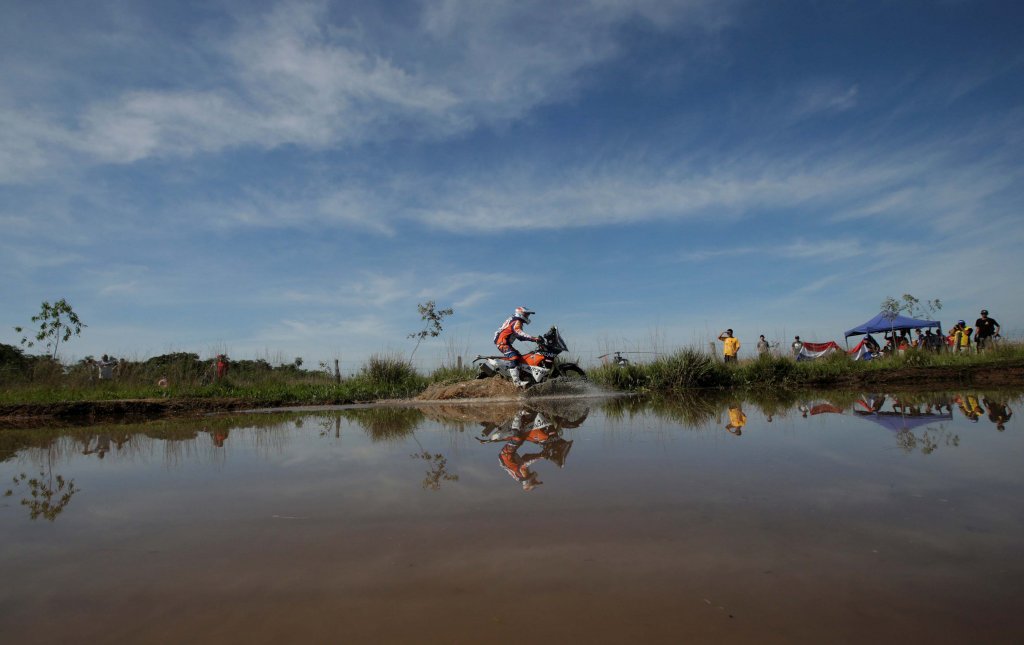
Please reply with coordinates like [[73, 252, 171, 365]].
[[2, 0, 1022, 369]]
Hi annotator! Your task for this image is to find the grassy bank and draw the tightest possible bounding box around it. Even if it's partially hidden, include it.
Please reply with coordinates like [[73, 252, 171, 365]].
[[588, 342, 1024, 393], [0, 352, 476, 408], [3, 341, 1024, 414]]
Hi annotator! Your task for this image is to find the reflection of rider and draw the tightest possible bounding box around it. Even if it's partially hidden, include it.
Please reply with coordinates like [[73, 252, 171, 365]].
[[493, 307, 542, 388], [494, 410, 572, 491]]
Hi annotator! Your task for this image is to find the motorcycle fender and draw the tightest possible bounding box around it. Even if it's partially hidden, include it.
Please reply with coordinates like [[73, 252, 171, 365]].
[[528, 366, 550, 381]]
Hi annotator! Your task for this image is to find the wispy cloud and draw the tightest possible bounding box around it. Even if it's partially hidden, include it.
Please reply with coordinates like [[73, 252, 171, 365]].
[[0, 0, 737, 179]]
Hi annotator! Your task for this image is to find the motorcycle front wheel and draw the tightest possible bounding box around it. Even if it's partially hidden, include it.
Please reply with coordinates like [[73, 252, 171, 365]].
[[555, 364, 587, 379]]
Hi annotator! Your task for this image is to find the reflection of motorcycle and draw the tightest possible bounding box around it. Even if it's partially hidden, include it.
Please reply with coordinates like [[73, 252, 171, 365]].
[[474, 326, 586, 388], [476, 408, 575, 491]]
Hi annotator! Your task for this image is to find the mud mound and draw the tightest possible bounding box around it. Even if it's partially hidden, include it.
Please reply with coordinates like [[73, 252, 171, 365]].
[[418, 402, 523, 425], [415, 377, 522, 401]]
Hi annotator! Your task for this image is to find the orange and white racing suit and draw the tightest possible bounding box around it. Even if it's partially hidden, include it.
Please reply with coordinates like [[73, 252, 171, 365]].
[[493, 315, 540, 364]]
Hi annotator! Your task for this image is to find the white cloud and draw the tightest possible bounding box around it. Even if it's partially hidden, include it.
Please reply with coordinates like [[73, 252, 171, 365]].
[[0, 0, 736, 177]]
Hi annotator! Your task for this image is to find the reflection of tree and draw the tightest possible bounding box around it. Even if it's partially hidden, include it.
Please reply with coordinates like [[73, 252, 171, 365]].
[[411, 451, 459, 491], [342, 408, 424, 442], [895, 427, 959, 455], [5, 470, 79, 521]]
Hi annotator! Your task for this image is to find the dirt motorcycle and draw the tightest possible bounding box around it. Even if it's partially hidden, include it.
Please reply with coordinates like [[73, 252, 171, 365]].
[[473, 326, 586, 388]]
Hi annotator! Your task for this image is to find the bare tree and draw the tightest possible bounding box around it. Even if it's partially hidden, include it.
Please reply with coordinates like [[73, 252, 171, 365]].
[[408, 300, 453, 360]]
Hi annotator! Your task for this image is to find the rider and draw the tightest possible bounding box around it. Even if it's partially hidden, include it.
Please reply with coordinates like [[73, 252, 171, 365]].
[[493, 306, 542, 388]]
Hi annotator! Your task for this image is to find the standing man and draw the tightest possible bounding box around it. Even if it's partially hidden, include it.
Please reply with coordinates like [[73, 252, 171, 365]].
[[975, 309, 1000, 350], [791, 336, 803, 358], [954, 320, 972, 353], [757, 334, 770, 357], [717, 329, 741, 364]]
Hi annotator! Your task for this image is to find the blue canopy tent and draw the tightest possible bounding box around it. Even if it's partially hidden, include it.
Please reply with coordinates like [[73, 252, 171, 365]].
[[844, 312, 942, 343]]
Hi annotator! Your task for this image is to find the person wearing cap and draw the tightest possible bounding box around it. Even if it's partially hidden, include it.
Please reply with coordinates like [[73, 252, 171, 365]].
[[717, 329, 740, 363], [975, 309, 1000, 351]]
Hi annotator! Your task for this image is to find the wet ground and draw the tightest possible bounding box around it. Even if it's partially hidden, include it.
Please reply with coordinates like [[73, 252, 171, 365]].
[[1, 390, 1022, 644]]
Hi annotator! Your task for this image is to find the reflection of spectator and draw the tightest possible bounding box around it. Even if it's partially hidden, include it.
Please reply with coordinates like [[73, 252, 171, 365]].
[[955, 395, 983, 422], [213, 429, 229, 447], [725, 405, 747, 435], [983, 397, 1012, 431], [717, 329, 740, 364], [975, 310, 1000, 350]]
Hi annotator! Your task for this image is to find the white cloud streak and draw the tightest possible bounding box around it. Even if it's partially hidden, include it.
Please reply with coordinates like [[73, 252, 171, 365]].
[[0, 0, 734, 179]]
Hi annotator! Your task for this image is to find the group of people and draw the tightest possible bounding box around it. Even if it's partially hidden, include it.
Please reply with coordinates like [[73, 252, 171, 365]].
[[716, 309, 1003, 361], [875, 310, 1002, 355]]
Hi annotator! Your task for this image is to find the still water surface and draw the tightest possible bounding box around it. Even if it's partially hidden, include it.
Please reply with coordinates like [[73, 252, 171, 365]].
[[1, 391, 1022, 643]]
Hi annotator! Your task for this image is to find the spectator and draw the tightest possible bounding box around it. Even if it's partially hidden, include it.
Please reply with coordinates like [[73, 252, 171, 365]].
[[791, 336, 803, 358], [975, 310, 1000, 350], [954, 320, 972, 353], [913, 328, 925, 348], [215, 354, 229, 381], [717, 329, 741, 364], [97, 354, 116, 380], [757, 334, 770, 356]]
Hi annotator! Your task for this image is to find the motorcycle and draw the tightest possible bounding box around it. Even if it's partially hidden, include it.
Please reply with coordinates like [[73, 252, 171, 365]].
[[473, 326, 586, 388]]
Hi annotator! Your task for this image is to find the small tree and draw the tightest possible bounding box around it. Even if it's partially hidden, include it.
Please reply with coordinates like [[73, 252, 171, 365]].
[[881, 294, 942, 321], [880, 296, 901, 322], [408, 300, 453, 360], [899, 293, 942, 320], [15, 299, 86, 359]]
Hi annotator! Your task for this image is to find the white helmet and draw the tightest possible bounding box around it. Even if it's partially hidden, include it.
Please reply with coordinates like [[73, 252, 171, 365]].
[[515, 306, 535, 324]]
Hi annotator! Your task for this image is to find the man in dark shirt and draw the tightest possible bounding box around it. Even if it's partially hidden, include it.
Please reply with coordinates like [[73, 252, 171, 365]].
[[975, 310, 1000, 350]]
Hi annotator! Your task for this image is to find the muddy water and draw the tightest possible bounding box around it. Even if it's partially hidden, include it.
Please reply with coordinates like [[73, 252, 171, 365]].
[[1, 391, 1022, 644]]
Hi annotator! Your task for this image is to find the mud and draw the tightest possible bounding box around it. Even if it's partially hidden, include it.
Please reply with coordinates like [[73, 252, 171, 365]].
[[415, 377, 522, 401], [0, 397, 253, 426]]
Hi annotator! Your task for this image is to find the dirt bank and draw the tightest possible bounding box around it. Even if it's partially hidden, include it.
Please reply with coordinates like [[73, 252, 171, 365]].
[[800, 362, 1024, 388], [414, 378, 523, 401], [0, 398, 255, 426]]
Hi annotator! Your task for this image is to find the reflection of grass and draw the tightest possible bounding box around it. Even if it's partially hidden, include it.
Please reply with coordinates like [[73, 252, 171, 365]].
[[341, 408, 424, 442]]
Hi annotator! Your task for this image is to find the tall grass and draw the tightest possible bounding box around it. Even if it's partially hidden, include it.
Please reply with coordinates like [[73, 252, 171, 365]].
[[590, 342, 1024, 394]]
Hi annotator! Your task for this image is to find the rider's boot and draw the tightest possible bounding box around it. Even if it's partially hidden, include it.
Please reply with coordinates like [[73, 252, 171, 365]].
[[508, 367, 528, 389]]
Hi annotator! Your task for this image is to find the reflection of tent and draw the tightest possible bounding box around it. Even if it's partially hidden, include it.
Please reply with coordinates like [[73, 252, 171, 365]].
[[853, 411, 953, 432], [844, 312, 941, 339], [809, 403, 845, 415], [797, 341, 841, 361]]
